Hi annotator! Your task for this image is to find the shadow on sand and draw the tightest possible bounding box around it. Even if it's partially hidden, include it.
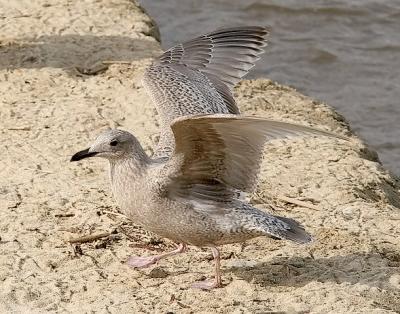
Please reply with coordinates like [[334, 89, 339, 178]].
[[0, 34, 160, 71], [227, 251, 399, 289]]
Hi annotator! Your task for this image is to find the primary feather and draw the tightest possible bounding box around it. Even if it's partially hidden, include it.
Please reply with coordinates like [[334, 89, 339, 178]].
[[166, 114, 348, 205], [142, 26, 269, 157]]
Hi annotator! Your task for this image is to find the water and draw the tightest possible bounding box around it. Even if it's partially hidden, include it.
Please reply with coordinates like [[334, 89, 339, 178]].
[[140, 0, 400, 175]]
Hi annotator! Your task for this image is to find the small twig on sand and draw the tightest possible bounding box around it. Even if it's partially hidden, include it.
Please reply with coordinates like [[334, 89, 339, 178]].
[[277, 196, 321, 211], [103, 210, 129, 219], [68, 232, 110, 244], [55, 213, 74, 218], [7, 127, 31, 131]]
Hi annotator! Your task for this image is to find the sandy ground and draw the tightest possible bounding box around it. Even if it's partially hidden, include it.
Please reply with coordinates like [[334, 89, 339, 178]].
[[1, 0, 399, 313]]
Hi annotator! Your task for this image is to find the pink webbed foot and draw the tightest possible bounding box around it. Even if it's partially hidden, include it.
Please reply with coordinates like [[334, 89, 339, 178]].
[[127, 256, 158, 268], [126, 243, 187, 269], [191, 279, 221, 290]]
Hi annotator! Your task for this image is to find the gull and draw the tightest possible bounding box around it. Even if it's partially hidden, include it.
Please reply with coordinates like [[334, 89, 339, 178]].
[[71, 27, 348, 289]]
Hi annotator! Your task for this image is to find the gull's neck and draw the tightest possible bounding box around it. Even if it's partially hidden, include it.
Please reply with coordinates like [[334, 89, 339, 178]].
[[108, 150, 155, 218], [109, 150, 151, 180]]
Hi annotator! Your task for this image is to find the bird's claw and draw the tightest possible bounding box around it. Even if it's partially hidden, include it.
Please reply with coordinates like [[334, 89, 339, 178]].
[[191, 279, 221, 290], [126, 256, 158, 268]]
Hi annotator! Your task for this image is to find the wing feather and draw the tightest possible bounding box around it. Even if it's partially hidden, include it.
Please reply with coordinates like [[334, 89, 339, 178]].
[[144, 26, 268, 116], [166, 114, 348, 204], [143, 27, 269, 158]]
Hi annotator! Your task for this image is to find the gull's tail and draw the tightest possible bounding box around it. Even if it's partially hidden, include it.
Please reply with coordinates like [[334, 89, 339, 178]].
[[269, 215, 313, 244], [241, 205, 313, 244]]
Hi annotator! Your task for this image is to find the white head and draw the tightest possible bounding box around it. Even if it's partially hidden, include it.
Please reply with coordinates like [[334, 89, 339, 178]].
[[70, 129, 147, 162]]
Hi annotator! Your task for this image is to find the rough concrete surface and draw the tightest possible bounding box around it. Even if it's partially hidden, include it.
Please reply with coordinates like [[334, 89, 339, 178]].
[[1, 0, 399, 313]]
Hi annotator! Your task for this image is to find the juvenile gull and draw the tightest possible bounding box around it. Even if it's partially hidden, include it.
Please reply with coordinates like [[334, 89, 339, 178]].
[[71, 27, 347, 289], [71, 114, 347, 289]]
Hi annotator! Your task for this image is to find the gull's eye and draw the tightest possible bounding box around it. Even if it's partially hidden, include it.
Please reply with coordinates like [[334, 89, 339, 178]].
[[110, 140, 118, 146]]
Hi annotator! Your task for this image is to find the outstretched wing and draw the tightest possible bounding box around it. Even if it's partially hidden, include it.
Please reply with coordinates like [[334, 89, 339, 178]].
[[166, 114, 348, 204], [158, 26, 268, 90], [142, 26, 268, 156]]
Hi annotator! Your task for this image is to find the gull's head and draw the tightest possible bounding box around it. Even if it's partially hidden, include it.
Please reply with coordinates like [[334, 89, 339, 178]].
[[70, 129, 140, 162]]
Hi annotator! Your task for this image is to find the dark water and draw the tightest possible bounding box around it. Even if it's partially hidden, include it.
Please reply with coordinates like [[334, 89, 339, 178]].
[[140, 0, 400, 175]]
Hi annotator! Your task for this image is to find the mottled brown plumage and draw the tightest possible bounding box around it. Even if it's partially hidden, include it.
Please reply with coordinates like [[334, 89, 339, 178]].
[[71, 115, 347, 289]]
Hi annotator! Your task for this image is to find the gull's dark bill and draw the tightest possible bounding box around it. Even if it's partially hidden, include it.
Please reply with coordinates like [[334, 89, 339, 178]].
[[70, 148, 98, 162]]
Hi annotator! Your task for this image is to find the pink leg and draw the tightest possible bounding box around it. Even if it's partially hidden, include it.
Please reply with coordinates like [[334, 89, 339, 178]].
[[127, 243, 187, 268], [192, 247, 222, 290]]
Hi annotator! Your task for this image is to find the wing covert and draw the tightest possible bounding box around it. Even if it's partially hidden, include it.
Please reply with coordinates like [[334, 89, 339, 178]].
[[165, 114, 348, 204]]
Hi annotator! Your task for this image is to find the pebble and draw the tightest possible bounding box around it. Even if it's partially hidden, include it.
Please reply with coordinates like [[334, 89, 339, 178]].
[[342, 207, 354, 220], [149, 267, 169, 278]]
